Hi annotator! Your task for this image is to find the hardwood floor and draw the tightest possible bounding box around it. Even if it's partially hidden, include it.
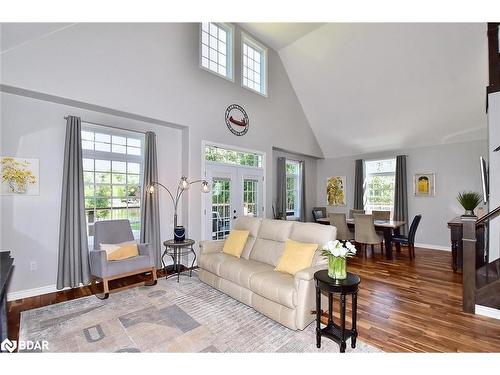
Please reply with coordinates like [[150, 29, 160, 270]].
[[325, 246, 500, 352], [7, 247, 500, 352]]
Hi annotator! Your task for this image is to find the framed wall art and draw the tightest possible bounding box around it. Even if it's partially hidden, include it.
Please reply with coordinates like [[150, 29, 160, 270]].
[[414, 172, 435, 197], [327, 176, 346, 206], [1, 156, 40, 196]]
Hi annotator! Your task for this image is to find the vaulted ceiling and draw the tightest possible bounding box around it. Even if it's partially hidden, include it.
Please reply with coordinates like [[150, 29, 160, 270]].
[[244, 23, 488, 158], [2, 23, 489, 159]]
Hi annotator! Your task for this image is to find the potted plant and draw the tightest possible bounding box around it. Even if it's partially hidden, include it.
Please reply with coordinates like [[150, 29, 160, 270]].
[[457, 191, 482, 217], [322, 240, 357, 280]]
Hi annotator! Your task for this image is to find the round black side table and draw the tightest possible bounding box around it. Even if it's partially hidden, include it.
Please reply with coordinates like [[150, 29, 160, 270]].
[[162, 239, 196, 283], [314, 270, 360, 353]]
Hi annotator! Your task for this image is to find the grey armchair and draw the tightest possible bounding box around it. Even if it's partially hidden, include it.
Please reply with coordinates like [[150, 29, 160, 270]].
[[89, 219, 157, 299]]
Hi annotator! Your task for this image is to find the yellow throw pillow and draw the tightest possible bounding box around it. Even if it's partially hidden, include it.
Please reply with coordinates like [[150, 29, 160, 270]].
[[275, 239, 318, 275], [222, 230, 250, 258], [100, 241, 139, 261]]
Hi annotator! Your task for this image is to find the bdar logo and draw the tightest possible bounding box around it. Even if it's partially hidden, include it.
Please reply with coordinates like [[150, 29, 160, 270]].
[[1, 338, 17, 353]]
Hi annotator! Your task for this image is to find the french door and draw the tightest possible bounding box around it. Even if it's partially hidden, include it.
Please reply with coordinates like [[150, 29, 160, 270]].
[[204, 163, 264, 240]]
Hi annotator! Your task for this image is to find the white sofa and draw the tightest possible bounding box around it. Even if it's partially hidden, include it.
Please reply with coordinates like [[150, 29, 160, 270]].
[[198, 217, 337, 330]]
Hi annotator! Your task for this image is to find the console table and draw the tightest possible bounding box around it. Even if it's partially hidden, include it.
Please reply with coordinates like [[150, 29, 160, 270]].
[[0, 251, 14, 346], [447, 217, 485, 272]]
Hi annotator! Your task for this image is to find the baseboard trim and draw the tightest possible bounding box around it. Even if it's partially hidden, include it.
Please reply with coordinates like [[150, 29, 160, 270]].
[[7, 284, 65, 302], [414, 243, 451, 252], [475, 304, 500, 320]]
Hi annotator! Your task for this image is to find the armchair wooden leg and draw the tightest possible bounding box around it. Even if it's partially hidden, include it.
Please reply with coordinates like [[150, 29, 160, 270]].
[[145, 267, 158, 286], [90, 276, 110, 300], [370, 244, 374, 256], [364, 244, 367, 258]]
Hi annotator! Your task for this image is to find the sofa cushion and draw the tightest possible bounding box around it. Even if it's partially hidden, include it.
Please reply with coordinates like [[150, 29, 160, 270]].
[[198, 252, 235, 276], [249, 270, 297, 309], [249, 219, 294, 266], [218, 257, 273, 289], [233, 216, 262, 259]]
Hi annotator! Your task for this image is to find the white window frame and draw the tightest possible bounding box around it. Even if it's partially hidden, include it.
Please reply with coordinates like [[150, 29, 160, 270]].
[[199, 22, 234, 82], [81, 124, 145, 241], [285, 159, 301, 220], [363, 158, 396, 216], [241, 32, 268, 97]]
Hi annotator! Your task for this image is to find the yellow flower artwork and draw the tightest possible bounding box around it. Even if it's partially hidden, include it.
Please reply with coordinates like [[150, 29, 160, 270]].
[[1, 156, 39, 195], [327, 176, 346, 206]]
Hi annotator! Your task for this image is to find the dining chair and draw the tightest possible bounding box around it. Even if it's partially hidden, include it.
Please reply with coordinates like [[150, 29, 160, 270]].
[[354, 214, 384, 257], [392, 215, 422, 260], [312, 207, 327, 223], [328, 213, 354, 241], [372, 210, 391, 221], [349, 209, 365, 219]]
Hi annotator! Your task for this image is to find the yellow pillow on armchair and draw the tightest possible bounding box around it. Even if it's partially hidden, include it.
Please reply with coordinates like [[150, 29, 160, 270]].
[[275, 239, 318, 275], [222, 229, 250, 258], [100, 241, 139, 261]]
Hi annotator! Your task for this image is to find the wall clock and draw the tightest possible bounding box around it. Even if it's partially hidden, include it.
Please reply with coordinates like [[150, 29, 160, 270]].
[[225, 104, 249, 136]]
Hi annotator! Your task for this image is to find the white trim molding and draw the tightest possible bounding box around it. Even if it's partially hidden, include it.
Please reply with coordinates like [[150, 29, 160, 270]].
[[414, 243, 451, 251], [475, 304, 500, 320], [7, 284, 69, 302]]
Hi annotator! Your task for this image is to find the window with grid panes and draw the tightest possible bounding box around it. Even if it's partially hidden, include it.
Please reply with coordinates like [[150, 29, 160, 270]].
[[364, 159, 396, 217], [200, 22, 233, 80], [81, 127, 144, 242], [286, 160, 300, 218], [242, 34, 267, 95]]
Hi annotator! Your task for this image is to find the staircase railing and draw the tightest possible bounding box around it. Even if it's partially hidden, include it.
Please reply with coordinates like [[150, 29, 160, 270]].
[[462, 206, 500, 313]]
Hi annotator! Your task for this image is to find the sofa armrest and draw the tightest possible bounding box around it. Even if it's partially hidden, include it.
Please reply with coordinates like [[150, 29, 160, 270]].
[[199, 239, 225, 255], [89, 249, 108, 278], [138, 243, 155, 266], [294, 264, 328, 285]]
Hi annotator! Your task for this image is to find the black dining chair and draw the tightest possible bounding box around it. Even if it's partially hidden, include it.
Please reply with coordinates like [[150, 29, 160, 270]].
[[392, 215, 422, 260]]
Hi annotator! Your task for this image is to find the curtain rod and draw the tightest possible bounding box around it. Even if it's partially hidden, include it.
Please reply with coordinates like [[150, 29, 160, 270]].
[[63, 116, 147, 135]]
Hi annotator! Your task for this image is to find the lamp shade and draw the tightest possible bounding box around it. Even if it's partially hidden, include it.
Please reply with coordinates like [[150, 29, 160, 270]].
[[180, 176, 190, 190], [201, 180, 210, 193]]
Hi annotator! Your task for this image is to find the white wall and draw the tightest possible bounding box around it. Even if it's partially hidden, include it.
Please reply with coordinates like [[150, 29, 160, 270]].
[[0, 23, 321, 295], [316, 140, 488, 249], [488, 91, 500, 261], [272, 149, 318, 222], [1, 92, 183, 294]]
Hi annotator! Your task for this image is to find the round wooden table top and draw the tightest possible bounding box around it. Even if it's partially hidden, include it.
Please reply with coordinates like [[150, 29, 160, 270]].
[[314, 270, 360, 293]]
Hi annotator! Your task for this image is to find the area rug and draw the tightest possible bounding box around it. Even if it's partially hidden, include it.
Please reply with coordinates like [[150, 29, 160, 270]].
[[19, 273, 380, 353]]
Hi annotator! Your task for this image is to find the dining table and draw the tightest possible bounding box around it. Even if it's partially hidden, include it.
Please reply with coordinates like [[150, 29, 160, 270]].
[[316, 217, 406, 259]]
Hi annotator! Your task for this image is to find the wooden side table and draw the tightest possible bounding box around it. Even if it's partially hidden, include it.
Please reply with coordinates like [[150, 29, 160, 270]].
[[314, 270, 360, 353], [162, 239, 196, 283]]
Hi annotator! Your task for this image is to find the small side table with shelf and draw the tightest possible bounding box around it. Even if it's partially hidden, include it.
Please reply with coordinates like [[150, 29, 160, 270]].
[[161, 239, 196, 282], [314, 270, 360, 353]]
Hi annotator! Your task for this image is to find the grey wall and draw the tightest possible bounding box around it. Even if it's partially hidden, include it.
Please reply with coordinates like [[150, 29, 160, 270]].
[[316, 140, 488, 249], [488, 91, 500, 261], [272, 149, 318, 222], [0, 23, 321, 294], [1, 92, 183, 294]]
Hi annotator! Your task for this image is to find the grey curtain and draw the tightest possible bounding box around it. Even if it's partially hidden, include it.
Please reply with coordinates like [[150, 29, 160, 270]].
[[276, 157, 287, 219], [353, 159, 364, 210], [299, 160, 306, 222], [57, 116, 90, 289], [140, 131, 161, 268], [394, 155, 408, 235]]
